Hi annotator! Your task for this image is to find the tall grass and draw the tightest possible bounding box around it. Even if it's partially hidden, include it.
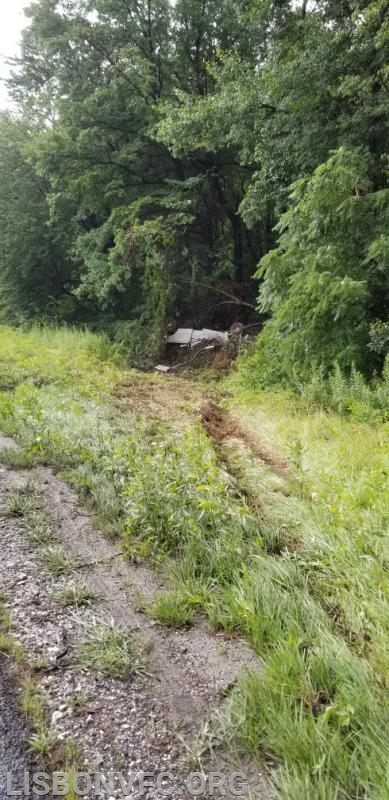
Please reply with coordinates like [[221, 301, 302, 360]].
[[237, 347, 389, 423], [0, 324, 126, 394], [1, 324, 389, 797]]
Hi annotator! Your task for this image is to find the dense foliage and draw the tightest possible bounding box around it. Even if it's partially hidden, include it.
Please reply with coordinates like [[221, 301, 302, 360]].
[[0, 0, 388, 376]]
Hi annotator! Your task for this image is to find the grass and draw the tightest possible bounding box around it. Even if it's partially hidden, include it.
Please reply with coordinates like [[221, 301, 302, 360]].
[[28, 727, 56, 756], [39, 546, 74, 577], [0, 446, 36, 469], [63, 769, 83, 800], [4, 481, 37, 517], [0, 324, 389, 796], [20, 677, 47, 727], [53, 583, 99, 608], [73, 618, 144, 679], [69, 693, 87, 710], [230, 642, 388, 797], [4, 483, 56, 546], [225, 388, 389, 673], [0, 600, 25, 662], [238, 347, 389, 424], [0, 324, 124, 390], [149, 591, 194, 628]]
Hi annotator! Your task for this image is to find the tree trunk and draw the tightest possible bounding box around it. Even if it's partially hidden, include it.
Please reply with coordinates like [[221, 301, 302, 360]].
[[230, 213, 244, 283]]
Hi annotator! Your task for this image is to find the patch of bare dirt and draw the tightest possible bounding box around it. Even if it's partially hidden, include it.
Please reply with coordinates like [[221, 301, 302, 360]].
[[310, 691, 332, 718], [0, 448, 272, 799], [0, 433, 19, 450], [114, 376, 206, 422], [114, 378, 289, 485], [200, 401, 290, 480]]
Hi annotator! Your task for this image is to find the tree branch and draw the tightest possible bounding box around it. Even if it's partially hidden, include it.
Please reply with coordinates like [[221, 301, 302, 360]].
[[175, 278, 257, 309]]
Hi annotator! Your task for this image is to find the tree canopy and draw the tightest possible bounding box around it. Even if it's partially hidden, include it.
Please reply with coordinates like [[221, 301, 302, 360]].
[[0, 0, 388, 374]]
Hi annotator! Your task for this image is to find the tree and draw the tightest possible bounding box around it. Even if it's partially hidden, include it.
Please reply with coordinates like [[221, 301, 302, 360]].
[[250, 148, 389, 382], [0, 113, 72, 321], [1, 0, 388, 375]]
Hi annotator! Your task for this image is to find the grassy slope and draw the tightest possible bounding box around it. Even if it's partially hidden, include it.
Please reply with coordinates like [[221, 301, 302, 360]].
[[228, 388, 389, 672], [0, 326, 388, 799]]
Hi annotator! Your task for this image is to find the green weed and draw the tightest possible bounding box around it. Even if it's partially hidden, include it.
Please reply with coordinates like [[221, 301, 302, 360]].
[[73, 618, 144, 679], [26, 509, 57, 546], [150, 592, 193, 628], [62, 739, 80, 764], [39, 547, 73, 577], [28, 727, 56, 757], [0, 602, 25, 662], [69, 693, 87, 710], [20, 678, 46, 727], [63, 768, 83, 800], [4, 482, 37, 517], [0, 447, 36, 470], [53, 583, 99, 608], [4, 483, 56, 545]]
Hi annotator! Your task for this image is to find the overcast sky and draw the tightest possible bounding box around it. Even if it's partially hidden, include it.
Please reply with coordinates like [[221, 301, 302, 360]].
[[0, 1, 29, 108]]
